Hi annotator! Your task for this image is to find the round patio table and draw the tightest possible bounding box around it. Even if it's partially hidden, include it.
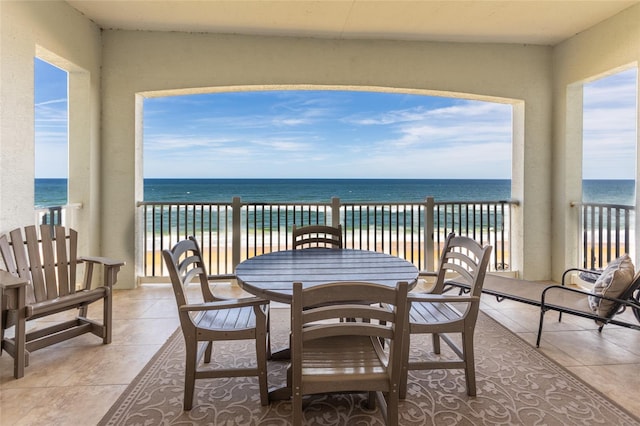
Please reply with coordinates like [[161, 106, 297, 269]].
[[235, 248, 419, 304]]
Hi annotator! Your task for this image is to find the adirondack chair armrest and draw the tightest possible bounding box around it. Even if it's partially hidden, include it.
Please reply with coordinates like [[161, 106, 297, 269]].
[[0, 271, 28, 291], [0, 271, 27, 310], [408, 293, 479, 304], [79, 256, 125, 289], [178, 296, 269, 312], [79, 256, 125, 268]]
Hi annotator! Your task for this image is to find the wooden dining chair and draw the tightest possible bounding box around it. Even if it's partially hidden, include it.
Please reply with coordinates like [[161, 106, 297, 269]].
[[401, 233, 492, 399], [292, 224, 343, 249], [163, 236, 270, 410], [290, 280, 409, 426]]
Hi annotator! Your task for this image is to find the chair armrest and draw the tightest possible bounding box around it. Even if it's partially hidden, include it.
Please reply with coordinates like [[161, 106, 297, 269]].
[[540, 284, 640, 311], [205, 274, 239, 301], [561, 267, 602, 285], [179, 296, 269, 312], [207, 273, 236, 281], [0, 271, 27, 291], [408, 293, 479, 304], [79, 256, 125, 267], [79, 256, 124, 290], [418, 271, 437, 277]]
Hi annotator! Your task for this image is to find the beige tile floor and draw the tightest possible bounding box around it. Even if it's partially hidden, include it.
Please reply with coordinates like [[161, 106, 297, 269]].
[[1, 280, 640, 425]]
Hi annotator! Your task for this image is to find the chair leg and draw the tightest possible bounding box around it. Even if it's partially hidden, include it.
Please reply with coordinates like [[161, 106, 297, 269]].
[[183, 340, 197, 410], [12, 285, 27, 379], [462, 332, 476, 396], [399, 327, 410, 400], [366, 391, 377, 409], [13, 311, 26, 379], [103, 292, 112, 344], [255, 328, 269, 406], [386, 389, 399, 426], [536, 310, 546, 348], [292, 389, 303, 425], [432, 333, 441, 354], [204, 341, 213, 363], [266, 309, 272, 360]]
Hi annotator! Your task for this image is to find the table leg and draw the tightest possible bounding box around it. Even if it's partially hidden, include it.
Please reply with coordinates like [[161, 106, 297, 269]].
[[270, 347, 290, 360]]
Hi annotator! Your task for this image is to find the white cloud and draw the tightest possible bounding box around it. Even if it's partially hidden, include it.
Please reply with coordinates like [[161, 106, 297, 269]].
[[143, 94, 515, 178]]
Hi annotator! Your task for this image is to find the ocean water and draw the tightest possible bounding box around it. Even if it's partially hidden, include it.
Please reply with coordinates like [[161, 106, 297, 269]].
[[34, 178, 635, 207]]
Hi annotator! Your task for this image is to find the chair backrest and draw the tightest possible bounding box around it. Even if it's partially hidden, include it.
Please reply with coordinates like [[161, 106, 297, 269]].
[[162, 236, 217, 311], [0, 224, 80, 304], [292, 224, 343, 250], [433, 233, 493, 299], [291, 280, 409, 391]]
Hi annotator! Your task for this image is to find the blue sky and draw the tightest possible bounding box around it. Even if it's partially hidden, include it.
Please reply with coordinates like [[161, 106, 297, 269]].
[[35, 59, 637, 179]]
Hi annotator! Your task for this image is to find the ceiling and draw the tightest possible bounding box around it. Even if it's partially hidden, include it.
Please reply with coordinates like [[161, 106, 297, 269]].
[[66, 0, 639, 46]]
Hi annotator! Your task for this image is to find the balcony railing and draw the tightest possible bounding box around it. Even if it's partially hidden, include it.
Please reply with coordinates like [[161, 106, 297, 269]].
[[137, 197, 516, 279], [35, 203, 81, 228], [35, 199, 636, 278], [573, 201, 636, 269]]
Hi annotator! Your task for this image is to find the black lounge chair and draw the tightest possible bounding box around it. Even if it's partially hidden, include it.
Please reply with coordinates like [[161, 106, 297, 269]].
[[446, 269, 640, 347]]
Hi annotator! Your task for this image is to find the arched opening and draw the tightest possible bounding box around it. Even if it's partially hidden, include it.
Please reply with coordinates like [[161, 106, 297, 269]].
[[138, 87, 518, 278]]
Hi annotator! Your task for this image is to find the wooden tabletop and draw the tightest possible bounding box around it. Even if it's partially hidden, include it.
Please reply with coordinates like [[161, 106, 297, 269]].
[[235, 248, 419, 304]]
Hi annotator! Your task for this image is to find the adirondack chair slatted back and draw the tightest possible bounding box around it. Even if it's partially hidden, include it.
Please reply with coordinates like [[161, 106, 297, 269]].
[[1, 225, 78, 304]]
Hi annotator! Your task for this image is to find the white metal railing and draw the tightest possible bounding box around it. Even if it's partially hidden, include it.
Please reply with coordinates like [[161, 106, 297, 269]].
[[572, 201, 635, 269], [35, 203, 82, 229], [137, 197, 516, 278], [35, 199, 637, 277]]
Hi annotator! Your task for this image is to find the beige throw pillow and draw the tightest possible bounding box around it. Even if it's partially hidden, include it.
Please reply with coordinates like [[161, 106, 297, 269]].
[[588, 254, 635, 317]]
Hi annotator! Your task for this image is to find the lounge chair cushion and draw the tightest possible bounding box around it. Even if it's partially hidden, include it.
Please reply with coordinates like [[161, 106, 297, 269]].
[[588, 254, 635, 316]]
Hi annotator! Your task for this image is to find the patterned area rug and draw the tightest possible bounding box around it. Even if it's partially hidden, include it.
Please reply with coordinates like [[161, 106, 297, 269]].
[[100, 309, 639, 425]]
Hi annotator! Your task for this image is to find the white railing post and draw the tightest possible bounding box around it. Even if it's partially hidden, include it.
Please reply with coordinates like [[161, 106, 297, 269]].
[[424, 196, 435, 271], [331, 197, 341, 228]]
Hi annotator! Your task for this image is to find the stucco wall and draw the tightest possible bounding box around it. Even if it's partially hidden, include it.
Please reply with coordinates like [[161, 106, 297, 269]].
[[0, 1, 101, 256], [101, 30, 553, 287], [13, 1, 632, 288], [552, 4, 640, 280]]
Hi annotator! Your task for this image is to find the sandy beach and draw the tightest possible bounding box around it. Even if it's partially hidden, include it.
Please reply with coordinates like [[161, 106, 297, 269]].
[[143, 237, 513, 278]]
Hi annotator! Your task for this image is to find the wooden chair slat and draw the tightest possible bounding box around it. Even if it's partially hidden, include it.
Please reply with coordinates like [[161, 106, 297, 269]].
[[52, 225, 70, 296], [21, 227, 47, 302], [36, 225, 59, 300], [2, 232, 36, 305], [68, 227, 78, 292], [0, 234, 17, 274]]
